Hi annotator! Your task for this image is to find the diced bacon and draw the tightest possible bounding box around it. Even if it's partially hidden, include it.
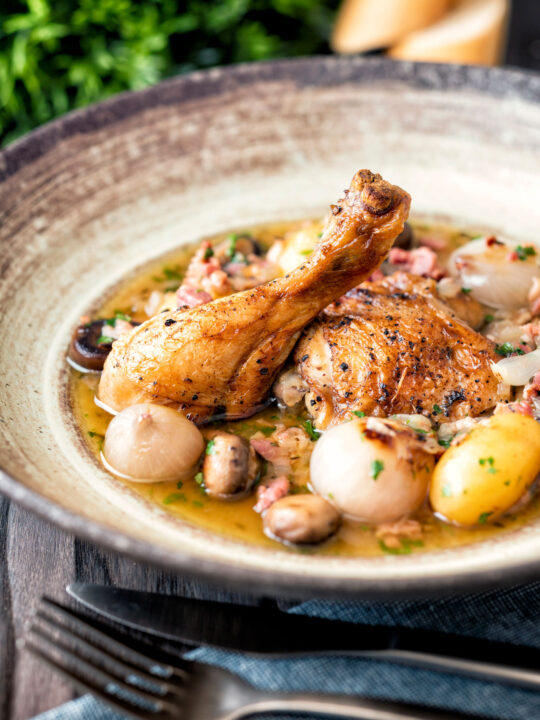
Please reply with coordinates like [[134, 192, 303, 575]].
[[250, 438, 289, 466], [201, 269, 231, 296], [176, 284, 212, 307], [418, 235, 448, 251], [376, 518, 423, 549], [367, 269, 385, 282], [524, 371, 540, 401], [105, 319, 135, 340], [253, 475, 290, 513], [521, 320, 540, 346], [495, 401, 534, 417], [388, 246, 446, 280]]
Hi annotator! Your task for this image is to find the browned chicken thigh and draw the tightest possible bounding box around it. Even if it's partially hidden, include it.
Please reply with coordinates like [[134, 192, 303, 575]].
[[293, 272, 510, 429], [98, 170, 410, 421]]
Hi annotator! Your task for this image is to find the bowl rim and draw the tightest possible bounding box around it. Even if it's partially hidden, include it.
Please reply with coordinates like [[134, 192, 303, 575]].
[[2, 55, 540, 598]]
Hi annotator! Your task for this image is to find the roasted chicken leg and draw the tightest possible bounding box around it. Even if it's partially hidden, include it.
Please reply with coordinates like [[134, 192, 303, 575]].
[[98, 170, 411, 421], [292, 272, 510, 429]]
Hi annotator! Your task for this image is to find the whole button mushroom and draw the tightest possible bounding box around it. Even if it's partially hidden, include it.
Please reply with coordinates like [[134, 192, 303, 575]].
[[202, 431, 260, 498], [263, 494, 341, 545], [102, 403, 204, 482], [69, 320, 113, 372]]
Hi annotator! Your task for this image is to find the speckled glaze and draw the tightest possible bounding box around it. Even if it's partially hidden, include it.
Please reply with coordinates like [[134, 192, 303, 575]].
[[1, 58, 540, 598]]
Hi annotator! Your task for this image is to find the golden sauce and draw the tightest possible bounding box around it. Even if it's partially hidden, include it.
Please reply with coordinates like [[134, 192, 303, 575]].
[[70, 220, 540, 557]]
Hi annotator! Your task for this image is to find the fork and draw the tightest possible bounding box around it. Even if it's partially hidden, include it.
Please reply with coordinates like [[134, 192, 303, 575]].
[[24, 597, 480, 720]]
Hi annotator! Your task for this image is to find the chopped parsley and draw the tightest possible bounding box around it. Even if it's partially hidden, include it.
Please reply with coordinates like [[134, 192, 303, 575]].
[[478, 511, 493, 524], [97, 335, 115, 345], [226, 233, 238, 258], [495, 342, 525, 357], [300, 249, 313, 256], [194, 472, 204, 486], [258, 425, 276, 437], [176, 480, 184, 489], [438, 438, 452, 449], [163, 492, 187, 505], [205, 439, 216, 455], [432, 404, 443, 415], [461, 287, 472, 294], [516, 245, 536, 261], [484, 314, 494, 324], [442, 484, 453, 497], [327, 492, 335, 500], [378, 538, 424, 555], [302, 420, 320, 441], [370, 459, 384, 480], [163, 266, 183, 281], [192, 500, 205, 508], [114, 311, 131, 322], [479, 457, 497, 474], [352, 410, 365, 418], [203, 246, 214, 260]]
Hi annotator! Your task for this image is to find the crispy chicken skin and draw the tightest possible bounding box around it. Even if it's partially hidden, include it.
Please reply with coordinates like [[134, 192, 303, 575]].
[[98, 170, 410, 421], [294, 272, 510, 429]]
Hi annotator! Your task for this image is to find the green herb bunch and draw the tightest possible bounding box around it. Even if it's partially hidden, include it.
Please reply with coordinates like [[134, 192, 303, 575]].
[[0, 0, 338, 146]]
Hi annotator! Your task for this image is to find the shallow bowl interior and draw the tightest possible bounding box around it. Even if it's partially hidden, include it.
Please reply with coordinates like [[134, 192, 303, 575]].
[[1, 57, 540, 597]]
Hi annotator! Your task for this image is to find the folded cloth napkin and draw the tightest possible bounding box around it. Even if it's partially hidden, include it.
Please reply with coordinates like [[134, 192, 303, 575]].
[[34, 582, 540, 720]]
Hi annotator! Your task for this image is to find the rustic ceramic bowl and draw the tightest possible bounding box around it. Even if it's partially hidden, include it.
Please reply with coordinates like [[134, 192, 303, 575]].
[[1, 58, 540, 598]]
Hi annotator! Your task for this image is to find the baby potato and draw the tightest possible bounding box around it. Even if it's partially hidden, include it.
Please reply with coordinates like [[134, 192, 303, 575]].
[[310, 417, 435, 524], [430, 413, 540, 526]]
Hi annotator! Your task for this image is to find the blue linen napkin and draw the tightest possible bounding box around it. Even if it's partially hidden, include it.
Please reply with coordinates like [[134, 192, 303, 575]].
[[34, 582, 540, 720]]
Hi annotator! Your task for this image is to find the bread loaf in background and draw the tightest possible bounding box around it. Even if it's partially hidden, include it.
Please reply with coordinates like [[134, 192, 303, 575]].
[[388, 0, 509, 65], [331, 0, 451, 54]]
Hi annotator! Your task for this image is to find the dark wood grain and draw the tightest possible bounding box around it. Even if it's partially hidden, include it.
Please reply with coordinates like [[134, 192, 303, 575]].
[[0, 498, 269, 720]]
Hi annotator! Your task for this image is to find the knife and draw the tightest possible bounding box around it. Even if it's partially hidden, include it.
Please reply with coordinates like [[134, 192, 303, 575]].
[[67, 583, 540, 692]]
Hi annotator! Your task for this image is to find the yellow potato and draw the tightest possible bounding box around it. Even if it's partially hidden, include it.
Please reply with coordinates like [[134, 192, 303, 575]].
[[430, 413, 540, 526]]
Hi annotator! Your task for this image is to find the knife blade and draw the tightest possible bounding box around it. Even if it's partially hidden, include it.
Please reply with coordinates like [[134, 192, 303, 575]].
[[67, 583, 540, 692]]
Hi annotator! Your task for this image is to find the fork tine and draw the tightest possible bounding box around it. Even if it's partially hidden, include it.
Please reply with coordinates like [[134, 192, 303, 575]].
[[40, 597, 190, 680], [26, 624, 182, 719], [25, 638, 167, 720], [32, 613, 180, 697], [28, 622, 181, 713]]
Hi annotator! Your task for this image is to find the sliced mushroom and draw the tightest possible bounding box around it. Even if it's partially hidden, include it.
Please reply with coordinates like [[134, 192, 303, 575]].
[[202, 431, 260, 498], [69, 320, 114, 371], [263, 494, 341, 545], [69, 318, 138, 372]]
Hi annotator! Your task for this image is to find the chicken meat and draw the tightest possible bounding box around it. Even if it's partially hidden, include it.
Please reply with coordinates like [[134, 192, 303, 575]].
[[292, 272, 510, 428], [98, 169, 411, 422]]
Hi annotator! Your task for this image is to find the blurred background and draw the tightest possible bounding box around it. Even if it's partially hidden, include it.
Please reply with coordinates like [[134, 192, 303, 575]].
[[0, 0, 539, 148]]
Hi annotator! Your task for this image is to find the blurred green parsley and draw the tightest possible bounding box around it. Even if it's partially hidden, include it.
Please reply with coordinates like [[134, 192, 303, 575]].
[[0, 0, 339, 146]]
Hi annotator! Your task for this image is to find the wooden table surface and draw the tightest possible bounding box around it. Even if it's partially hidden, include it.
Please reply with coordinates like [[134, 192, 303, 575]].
[[0, 497, 268, 720]]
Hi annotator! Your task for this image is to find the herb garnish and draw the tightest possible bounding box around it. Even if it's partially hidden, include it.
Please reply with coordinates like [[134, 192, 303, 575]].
[[163, 492, 187, 505], [478, 511, 493, 524], [205, 440, 216, 455], [432, 404, 443, 415], [516, 245, 536, 261], [378, 538, 424, 555], [495, 342, 525, 357], [461, 287, 472, 294], [370, 459, 384, 480], [97, 335, 114, 345], [302, 420, 320, 441], [479, 456, 497, 474], [203, 246, 214, 260], [352, 410, 365, 418], [442, 484, 452, 497], [484, 314, 494, 324], [194, 472, 204, 486]]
